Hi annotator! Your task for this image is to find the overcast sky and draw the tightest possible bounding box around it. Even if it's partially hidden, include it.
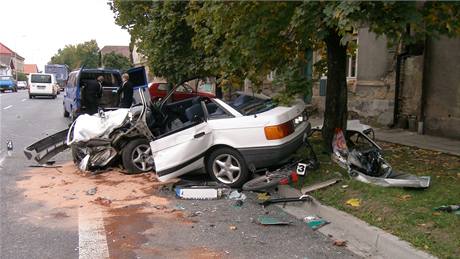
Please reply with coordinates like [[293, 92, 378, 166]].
[[1, 0, 130, 71]]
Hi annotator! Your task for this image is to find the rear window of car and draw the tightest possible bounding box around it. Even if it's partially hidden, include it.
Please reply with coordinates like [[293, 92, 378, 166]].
[[31, 74, 52, 83], [226, 92, 277, 116]]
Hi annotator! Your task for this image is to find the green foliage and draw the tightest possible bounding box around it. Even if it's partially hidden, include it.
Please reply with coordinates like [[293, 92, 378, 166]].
[[16, 72, 27, 81], [102, 51, 132, 71], [50, 40, 100, 69]]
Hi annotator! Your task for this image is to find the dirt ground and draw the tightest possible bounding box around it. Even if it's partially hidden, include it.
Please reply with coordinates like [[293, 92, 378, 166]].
[[17, 162, 222, 258]]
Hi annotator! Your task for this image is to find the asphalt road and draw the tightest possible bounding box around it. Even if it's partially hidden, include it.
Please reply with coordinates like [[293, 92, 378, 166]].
[[0, 90, 358, 259]]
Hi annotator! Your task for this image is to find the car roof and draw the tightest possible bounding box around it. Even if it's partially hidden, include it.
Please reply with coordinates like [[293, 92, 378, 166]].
[[79, 68, 120, 73]]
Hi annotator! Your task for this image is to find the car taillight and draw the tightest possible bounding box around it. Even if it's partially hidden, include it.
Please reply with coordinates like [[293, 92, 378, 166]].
[[264, 120, 295, 140]]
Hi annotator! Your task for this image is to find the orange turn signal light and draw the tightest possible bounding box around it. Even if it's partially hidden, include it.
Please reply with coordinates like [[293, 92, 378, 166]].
[[264, 121, 295, 140]]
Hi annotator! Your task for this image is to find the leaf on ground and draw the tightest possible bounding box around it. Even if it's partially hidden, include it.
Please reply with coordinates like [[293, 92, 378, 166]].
[[345, 198, 361, 207], [399, 194, 412, 201]]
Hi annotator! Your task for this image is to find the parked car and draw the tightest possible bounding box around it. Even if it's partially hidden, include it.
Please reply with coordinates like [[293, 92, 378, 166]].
[[17, 81, 28, 90], [149, 81, 215, 102], [0, 76, 17, 93], [63, 67, 147, 120], [28, 73, 58, 99]]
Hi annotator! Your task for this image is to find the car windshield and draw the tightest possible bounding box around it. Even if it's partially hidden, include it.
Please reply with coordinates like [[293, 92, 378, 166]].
[[31, 74, 52, 83], [226, 92, 277, 115], [0, 76, 12, 80]]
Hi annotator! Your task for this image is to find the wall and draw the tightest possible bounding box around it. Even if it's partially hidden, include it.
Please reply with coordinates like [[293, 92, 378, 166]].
[[399, 56, 423, 118], [311, 28, 396, 126], [423, 37, 460, 139]]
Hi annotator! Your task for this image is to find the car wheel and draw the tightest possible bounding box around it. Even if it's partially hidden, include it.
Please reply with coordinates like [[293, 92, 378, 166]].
[[29, 95, 33, 99], [52, 95, 56, 99], [206, 147, 249, 188], [63, 109, 70, 117], [122, 138, 154, 174]]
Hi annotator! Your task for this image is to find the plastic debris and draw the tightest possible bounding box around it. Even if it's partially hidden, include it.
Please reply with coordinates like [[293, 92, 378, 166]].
[[175, 186, 223, 200], [257, 215, 290, 225], [434, 204, 460, 215], [86, 187, 97, 195], [6, 140, 13, 156], [301, 178, 340, 194], [303, 215, 330, 230], [233, 200, 244, 208], [228, 190, 247, 201], [346, 198, 361, 207]]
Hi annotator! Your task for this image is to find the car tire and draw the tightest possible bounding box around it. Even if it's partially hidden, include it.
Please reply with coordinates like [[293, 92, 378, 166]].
[[52, 95, 56, 99], [122, 138, 154, 174], [29, 95, 33, 99], [206, 147, 249, 188], [63, 109, 70, 117]]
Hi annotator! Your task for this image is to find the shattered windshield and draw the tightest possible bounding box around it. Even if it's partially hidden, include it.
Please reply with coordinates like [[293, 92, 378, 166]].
[[226, 92, 277, 116]]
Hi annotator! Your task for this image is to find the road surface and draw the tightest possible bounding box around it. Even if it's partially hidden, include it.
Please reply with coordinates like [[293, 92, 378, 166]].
[[0, 91, 358, 258]]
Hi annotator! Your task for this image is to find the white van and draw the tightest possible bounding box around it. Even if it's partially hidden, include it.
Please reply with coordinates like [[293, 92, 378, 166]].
[[29, 73, 58, 99]]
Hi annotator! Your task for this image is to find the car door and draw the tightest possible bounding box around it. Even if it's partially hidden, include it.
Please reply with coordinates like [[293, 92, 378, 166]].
[[127, 66, 148, 89], [151, 121, 214, 181]]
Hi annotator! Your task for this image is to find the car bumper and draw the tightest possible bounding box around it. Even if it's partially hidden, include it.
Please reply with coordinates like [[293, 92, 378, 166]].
[[238, 122, 311, 170]]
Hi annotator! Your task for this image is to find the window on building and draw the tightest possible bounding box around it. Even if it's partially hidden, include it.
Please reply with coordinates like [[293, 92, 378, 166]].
[[346, 40, 358, 79]]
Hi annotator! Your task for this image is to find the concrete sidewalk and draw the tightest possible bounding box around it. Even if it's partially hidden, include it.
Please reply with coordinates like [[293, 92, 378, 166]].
[[309, 117, 460, 156]]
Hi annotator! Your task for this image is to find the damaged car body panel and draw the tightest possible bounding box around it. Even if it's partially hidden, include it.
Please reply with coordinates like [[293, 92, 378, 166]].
[[327, 121, 431, 188]]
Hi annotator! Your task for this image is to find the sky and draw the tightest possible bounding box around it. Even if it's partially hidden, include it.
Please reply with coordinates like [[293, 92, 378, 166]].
[[1, 0, 130, 71]]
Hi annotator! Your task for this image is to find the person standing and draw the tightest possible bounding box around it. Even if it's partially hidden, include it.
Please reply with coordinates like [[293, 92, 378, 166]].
[[81, 75, 104, 115], [117, 73, 134, 108]]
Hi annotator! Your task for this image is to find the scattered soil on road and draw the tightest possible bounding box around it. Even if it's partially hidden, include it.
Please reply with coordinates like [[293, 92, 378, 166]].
[[16, 162, 222, 257]]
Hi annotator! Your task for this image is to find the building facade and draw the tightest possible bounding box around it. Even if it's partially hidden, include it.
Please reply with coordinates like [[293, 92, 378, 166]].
[[0, 42, 24, 77]]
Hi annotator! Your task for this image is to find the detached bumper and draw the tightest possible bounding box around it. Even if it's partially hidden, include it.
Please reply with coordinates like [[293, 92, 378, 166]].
[[239, 122, 311, 169]]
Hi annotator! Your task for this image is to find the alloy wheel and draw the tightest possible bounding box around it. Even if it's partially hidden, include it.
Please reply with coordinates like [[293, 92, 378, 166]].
[[212, 154, 241, 184], [131, 144, 154, 171]]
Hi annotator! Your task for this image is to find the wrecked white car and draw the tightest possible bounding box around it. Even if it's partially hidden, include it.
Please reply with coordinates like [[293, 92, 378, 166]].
[[25, 77, 311, 187]]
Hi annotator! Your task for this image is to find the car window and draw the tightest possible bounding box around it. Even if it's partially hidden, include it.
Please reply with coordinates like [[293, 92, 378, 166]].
[[157, 83, 168, 91], [31, 74, 52, 83], [198, 83, 213, 93], [226, 92, 277, 116], [1, 76, 12, 80], [175, 84, 192, 93]]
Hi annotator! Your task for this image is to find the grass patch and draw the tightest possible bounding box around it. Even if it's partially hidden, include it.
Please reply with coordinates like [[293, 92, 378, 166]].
[[294, 132, 460, 259]]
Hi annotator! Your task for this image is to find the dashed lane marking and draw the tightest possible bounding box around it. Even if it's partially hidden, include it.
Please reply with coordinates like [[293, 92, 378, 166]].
[[3, 105, 13, 110], [78, 205, 110, 259], [21, 98, 26, 102]]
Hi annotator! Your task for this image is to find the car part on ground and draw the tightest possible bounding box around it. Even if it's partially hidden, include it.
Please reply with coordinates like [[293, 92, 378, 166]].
[[242, 139, 318, 191], [260, 194, 313, 208], [330, 124, 431, 188], [301, 178, 341, 194]]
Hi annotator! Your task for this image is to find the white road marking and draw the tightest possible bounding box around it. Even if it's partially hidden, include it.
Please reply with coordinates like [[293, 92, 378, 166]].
[[21, 98, 26, 102], [3, 105, 12, 110], [0, 154, 6, 168], [78, 205, 110, 259]]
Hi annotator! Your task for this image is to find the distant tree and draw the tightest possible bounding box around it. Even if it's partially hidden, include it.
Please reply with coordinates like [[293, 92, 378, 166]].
[[102, 51, 132, 71], [16, 72, 28, 81], [50, 40, 100, 69]]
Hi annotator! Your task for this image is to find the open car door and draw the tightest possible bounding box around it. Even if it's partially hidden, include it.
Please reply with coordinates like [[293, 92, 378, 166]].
[[127, 66, 148, 89], [151, 120, 214, 181]]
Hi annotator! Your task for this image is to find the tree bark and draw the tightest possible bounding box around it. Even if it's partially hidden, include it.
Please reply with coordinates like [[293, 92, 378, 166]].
[[322, 30, 348, 152]]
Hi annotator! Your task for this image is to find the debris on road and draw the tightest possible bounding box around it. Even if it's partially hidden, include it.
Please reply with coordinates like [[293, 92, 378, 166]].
[[7, 139, 13, 156], [175, 186, 224, 200], [92, 197, 112, 206], [260, 194, 313, 208], [257, 215, 290, 225], [345, 198, 361, 207], [256, 192, 271, 201], [301, 178, 340, 194], [232, 200, 244, 208], [228, 190, 247, 201], [86, 187, 97, 195], [303, 215, 330, 230], [333, 239, 347, 247], [229, 225, 237, 230]]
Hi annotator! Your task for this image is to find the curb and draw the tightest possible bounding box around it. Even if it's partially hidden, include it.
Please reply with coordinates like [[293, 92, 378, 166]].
[[276, 185, 436, 259]]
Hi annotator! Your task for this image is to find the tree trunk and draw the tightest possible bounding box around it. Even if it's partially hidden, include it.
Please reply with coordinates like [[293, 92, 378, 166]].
[[322, 30, 348, 152]]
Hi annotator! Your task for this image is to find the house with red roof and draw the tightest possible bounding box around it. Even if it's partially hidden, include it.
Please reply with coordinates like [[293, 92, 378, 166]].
[[23, 64, 39, 75], [0, 42, 24, 76]]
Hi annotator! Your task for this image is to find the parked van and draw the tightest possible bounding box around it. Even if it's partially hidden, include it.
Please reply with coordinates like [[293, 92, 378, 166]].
[[29, 73, 58, 99], [63, 67, 147, 119]]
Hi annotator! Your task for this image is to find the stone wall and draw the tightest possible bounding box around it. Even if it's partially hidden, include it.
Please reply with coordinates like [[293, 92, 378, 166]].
[[423, 37, 460, 139]]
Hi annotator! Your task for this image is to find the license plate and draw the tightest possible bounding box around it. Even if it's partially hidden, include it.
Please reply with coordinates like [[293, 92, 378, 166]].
[[296, 163, 307, 176], [37, 85, 45, 88]]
